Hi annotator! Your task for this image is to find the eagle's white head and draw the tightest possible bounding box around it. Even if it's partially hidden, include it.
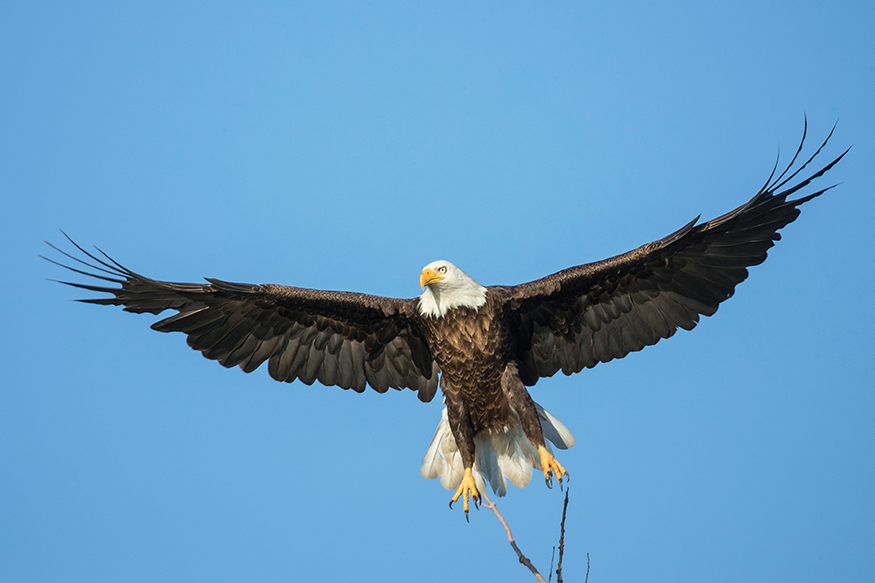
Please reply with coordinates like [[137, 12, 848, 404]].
[[418, 260, 487, 318]]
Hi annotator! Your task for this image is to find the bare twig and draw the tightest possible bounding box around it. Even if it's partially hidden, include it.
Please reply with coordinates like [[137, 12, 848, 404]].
[[482, 493, 548, 583], [556, 489, 569, 583], [549, 546, 556, 582]]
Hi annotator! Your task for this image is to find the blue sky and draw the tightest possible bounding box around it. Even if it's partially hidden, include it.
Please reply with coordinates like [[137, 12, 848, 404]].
[[2, 2, 873, 582]]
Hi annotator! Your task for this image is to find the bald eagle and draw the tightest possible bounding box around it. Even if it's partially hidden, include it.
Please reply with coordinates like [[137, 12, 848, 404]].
[[47, 125, 845, 518]]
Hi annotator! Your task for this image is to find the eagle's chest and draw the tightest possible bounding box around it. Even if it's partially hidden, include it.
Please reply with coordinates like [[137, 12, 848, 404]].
[[427, 307, 505, 370], [424, 304, 513, 429]]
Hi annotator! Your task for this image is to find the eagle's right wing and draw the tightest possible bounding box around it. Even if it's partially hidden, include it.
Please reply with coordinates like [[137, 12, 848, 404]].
[[46, 238, 440, 402]]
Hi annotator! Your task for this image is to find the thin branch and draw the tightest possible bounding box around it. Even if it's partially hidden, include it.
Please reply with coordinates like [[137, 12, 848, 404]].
[[556, 489, 569, 583], [549, 546, 556, 582], [482, 493, 548, 583]]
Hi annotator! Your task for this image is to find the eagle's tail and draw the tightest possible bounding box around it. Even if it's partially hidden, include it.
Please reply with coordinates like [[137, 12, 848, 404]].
[[420, 402, 575, 497]]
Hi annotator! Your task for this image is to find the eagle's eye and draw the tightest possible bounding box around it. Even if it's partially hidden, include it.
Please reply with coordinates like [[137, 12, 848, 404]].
[[438, 266, 447, 273]]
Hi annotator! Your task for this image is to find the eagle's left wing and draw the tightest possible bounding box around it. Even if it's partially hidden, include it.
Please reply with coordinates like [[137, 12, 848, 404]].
[[505, 124, 847, 385]]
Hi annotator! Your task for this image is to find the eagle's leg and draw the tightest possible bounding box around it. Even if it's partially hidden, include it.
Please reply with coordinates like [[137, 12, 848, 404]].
[[502, 363, 569, 488], [445, 392, 480, 520]]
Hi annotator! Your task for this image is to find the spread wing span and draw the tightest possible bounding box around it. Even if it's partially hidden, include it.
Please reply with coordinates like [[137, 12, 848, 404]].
[[507, 121, 848, 384], [45, 239, 440, 402]]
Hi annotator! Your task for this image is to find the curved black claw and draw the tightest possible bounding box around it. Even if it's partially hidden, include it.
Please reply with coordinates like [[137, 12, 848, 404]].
[[449, 494, 481, 522], [449, 498, 469, 522], [548, 469, 570, 491]]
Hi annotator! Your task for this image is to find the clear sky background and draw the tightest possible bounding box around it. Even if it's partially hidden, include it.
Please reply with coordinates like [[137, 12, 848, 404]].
[[2, 2, 873, 582]]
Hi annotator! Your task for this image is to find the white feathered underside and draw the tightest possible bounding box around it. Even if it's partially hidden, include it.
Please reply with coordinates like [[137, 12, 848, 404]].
[[420, 401, 575, 497]]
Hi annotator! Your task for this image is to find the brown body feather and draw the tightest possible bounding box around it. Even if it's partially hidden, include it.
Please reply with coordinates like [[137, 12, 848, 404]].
[[420, 293, 513, 432]]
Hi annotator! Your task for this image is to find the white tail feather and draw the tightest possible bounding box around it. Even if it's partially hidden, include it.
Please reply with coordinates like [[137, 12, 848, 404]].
[[420, 401, 575, 497], [536, 403, 575, 449]]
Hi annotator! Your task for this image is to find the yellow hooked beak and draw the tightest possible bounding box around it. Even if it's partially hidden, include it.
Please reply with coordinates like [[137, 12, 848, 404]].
[[420, 268, 445, 289]]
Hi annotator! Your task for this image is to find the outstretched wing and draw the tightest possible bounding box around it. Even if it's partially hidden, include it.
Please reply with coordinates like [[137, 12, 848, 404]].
[[45, 238, 440, 402], [506, 122, 848, 385]]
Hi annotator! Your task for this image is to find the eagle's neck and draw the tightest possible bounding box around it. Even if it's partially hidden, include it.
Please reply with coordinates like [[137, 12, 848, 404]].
[[418, 278, 487, 319]]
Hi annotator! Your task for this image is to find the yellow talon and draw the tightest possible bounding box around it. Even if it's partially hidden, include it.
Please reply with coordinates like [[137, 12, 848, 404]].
[[538, 446, 568, 489], [449, 467, 481, 520]]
